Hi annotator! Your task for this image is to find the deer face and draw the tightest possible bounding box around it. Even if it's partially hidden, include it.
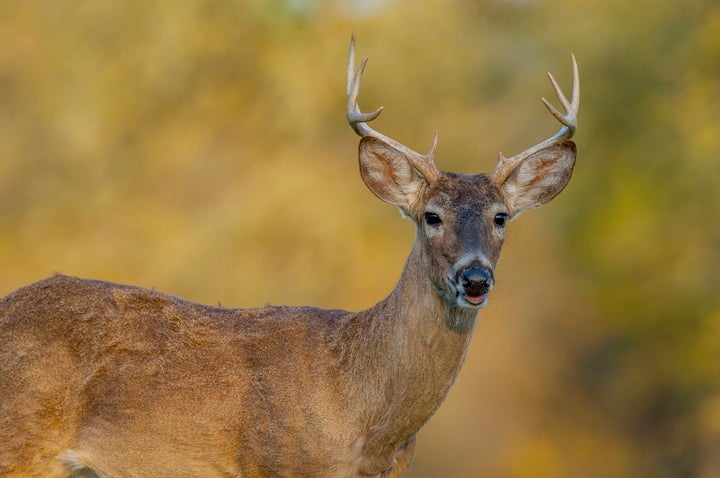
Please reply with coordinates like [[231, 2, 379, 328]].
[[417, 173, 507, 309]]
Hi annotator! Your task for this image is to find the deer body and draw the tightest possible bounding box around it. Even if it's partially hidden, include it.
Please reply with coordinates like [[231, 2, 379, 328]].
[[0, 36, 579, 477], [0, 243, 469, 477]]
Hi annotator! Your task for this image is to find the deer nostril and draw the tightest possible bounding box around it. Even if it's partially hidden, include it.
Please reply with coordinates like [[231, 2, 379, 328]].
[[460, 267, 493, 296]]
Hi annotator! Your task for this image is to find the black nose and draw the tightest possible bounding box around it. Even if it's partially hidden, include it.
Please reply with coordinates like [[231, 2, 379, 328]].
[[460, 266, 493, 296]]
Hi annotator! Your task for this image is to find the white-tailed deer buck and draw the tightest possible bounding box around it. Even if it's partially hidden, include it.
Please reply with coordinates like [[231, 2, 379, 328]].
[[0, 34, 578, 477]]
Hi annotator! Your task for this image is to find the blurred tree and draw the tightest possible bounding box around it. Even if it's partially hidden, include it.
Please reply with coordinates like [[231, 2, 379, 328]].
[[0, 0, 717, 476]]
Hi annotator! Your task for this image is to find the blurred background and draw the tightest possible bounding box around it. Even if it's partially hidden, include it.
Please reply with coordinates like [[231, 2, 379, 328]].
[[1, 0, 718, 476]]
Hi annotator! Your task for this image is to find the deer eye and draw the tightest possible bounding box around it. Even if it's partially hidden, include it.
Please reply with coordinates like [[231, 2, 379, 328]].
[[424, 212, 443, 226], [494, 213, 508, 227]]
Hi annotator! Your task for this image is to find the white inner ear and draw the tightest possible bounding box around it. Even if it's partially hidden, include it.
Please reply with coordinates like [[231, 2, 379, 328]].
[[501, 143, 576, 216], [508, 160, 557, 210], [359, 137, 426, 209], [368, 150, 422, 198]]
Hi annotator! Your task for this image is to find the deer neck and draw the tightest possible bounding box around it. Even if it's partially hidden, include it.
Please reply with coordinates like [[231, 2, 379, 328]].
[[382, 237, 480, 337], [346, 236, 480, 448]]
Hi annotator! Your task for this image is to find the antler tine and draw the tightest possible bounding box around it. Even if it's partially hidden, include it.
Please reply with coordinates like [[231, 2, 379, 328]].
[[491, 54, 580, 185], [347, 56, 384, 136], [346, 32, 383, 137], [346, 32, 356, 97], [346, 33, 440, 183], [541, 53, 579, 135]]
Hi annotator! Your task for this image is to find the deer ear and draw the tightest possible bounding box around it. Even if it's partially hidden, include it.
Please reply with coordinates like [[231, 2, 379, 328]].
[[501, 141, 576, 218], [358, 136, 429, 210]]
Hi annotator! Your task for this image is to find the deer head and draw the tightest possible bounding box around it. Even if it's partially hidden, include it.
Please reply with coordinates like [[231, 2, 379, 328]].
[[347, 33, 578, 316]]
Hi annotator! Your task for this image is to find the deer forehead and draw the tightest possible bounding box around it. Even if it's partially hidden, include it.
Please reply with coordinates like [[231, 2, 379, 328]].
[[422, 172, 506, 213]]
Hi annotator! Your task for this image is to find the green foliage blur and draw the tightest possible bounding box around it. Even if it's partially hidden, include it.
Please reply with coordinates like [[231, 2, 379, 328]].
[[1, 0, 718, 476]]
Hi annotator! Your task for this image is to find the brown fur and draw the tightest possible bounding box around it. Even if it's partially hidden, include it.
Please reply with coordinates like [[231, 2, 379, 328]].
[[0, 54, 577, 478], [0, 249, 470, 476]]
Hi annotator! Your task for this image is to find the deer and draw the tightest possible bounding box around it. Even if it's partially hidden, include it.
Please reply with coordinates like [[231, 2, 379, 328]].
[[0, 34, 578, 477]]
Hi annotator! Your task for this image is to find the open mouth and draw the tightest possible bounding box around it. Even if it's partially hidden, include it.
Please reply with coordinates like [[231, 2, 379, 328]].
[[459, 293, 488, 308], [444, 263, 494, 309]]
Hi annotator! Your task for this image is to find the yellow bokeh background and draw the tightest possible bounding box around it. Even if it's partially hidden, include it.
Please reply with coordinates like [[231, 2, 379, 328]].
[[1, 1, 718, 476]]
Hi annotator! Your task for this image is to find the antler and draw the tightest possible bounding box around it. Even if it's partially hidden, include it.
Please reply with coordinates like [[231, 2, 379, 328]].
[[347, 33, 440, 183], [491, 55, 580, 184]]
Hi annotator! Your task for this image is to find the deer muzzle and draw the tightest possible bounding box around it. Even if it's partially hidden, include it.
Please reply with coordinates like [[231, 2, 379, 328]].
[[454, 259, 494, 308]]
